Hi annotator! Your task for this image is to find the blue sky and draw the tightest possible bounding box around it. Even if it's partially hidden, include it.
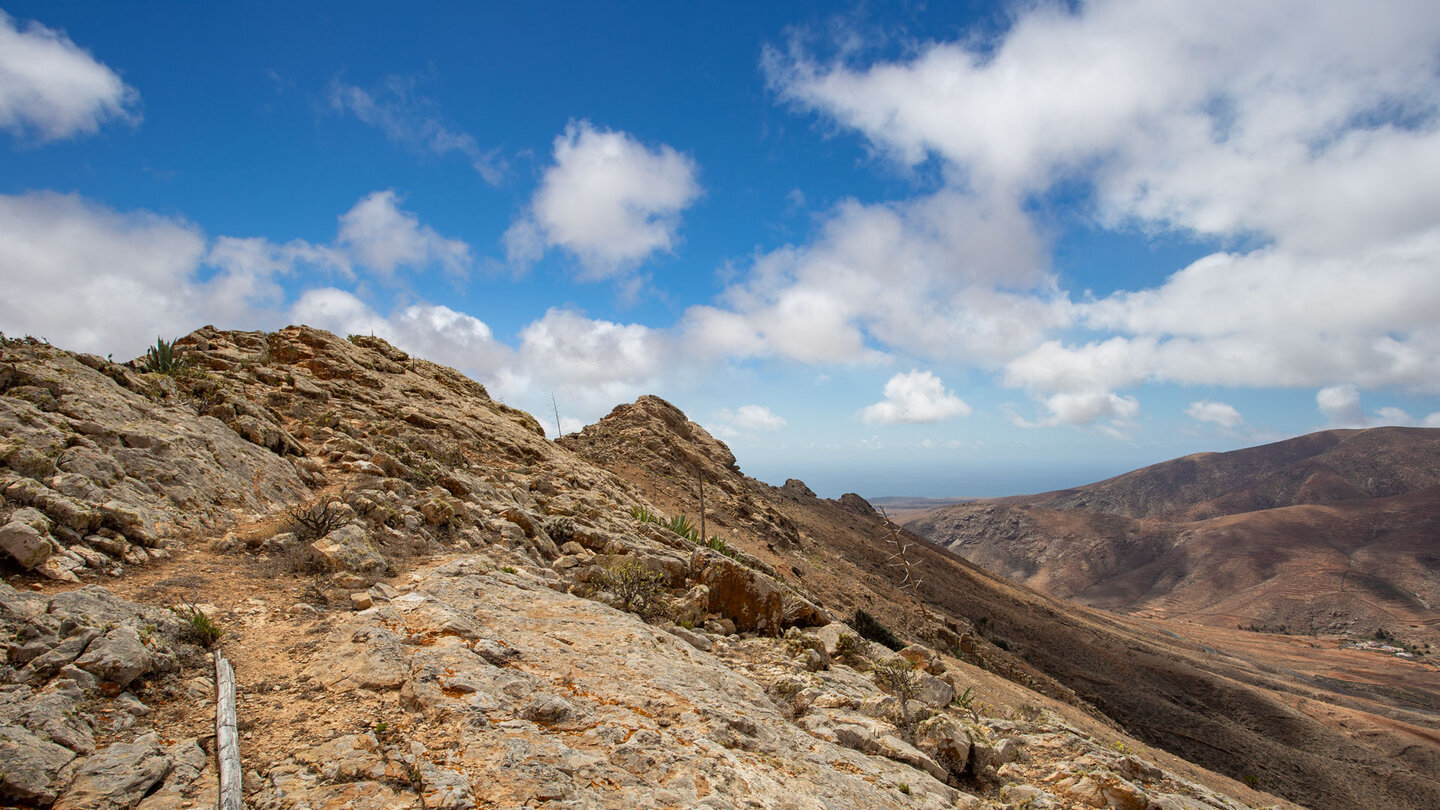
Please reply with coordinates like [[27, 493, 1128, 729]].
[[4, 2, 1440, 498]]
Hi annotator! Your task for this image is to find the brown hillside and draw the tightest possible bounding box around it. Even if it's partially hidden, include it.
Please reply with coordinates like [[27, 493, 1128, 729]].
[[562, 398, 1440, 810], [908, 431, 1440, 650], [2, 327, 1305, 810], [0, 328, 1431, 809], [1000, 427, 1440, 521]]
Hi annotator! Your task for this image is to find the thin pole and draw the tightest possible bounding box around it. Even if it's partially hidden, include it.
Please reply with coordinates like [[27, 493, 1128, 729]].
[[215, 648, 242, 810]]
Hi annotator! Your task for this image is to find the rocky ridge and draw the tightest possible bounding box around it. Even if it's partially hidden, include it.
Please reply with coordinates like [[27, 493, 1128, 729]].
[[0, 326, 1327, 808]]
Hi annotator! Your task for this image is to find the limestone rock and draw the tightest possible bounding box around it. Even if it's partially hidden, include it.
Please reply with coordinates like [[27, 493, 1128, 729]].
[[0, 723, 77, 804], [53, 731, 172, 810], [916, 715, 972, 779], [73, 625, 152, 687], [306, 523, 388, 580], [0, 516, 54, 569], [666, 624, 713, 651], [692, 549, 783, 635]]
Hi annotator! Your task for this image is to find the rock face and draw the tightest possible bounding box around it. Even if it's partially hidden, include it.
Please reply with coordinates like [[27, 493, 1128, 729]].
[[0, 325, 1397, 810], [692, 549, 783, 635]]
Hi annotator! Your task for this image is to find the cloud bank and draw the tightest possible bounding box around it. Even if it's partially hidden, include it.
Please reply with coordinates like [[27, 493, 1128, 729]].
[[759, 0, 1440, 430]]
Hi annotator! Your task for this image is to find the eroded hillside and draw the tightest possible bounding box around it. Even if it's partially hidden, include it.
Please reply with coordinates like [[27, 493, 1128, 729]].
[[0, 326, 1420, 809]]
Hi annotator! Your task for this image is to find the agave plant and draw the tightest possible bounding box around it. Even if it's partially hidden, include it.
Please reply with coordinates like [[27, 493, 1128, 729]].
[[142, 336, 187, 374], [665, 514, 699, 542]]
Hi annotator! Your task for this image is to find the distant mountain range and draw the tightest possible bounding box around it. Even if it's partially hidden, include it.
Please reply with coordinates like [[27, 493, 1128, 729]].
[[906, 427, 1440, 648]]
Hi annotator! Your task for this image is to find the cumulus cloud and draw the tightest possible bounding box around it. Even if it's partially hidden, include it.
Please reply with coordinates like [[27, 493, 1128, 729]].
[[764, 1, 1440, 432], [860, 370, 972, 424], [716, 405, 787, 432], [505, 120, 701, 279], [290, 289, 512, 377], [0, 192, 236, 355], [1185, 400, 1243, 429], [1316, 384, 1440, 428], [329, 76, 505, 184], [0, 10, 139, 141], [337, 190, 471, 278], [0, 190, 483, 366], [685, 191, 1064, 365], [487, 308, 671, 418]]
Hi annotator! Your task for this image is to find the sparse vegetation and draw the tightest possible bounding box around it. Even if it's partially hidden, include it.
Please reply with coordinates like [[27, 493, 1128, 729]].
[[173, 603, 223, 648], [141, 336, 188, 374], [501, 565, 519, 574], [872, 657, 921, 742], [287, 499, 352, 543], [665, 514, 699, 541], [834, 632, 860, 660], [704, 535, 742, 561], [594, 558, 666, 618], [853, 608, 905, 651], [954, 686, 983, 722]]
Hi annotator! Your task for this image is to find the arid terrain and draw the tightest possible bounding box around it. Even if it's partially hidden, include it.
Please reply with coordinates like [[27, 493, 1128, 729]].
[[906, 429, 1440, 649], [1, 327, 1437, 808]]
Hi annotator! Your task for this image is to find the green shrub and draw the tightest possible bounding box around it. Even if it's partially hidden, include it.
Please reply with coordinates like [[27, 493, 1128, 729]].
[[141, 336, 188, 374], [174, 604, 223, 648], [704, 536, 741, 560], [664, 514, 699, 542], [853, 608, 904, 651], [594, 558, 666, 618], [871, 657, 920, 740]]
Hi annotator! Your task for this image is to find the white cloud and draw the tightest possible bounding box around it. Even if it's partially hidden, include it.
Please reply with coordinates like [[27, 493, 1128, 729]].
[[0, 190, 485, 368], [337, 190, 471, 278], [860, 370, 972, 424], [489, 308, 671, 420], [289, 289, 511, 379], [766, 2, 1440, 432], [1185, 400, 1243, 429], [0, 10, 139, 141], [505, 120, 701, 279], [716, 405, 787, 432], [329, 76, 505, 184], [0, 192, 242, 356], [685, 191, 1064, 365], [1316, 384, 1440, 428]]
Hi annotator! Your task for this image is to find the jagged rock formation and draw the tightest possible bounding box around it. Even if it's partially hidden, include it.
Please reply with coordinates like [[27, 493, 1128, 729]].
[[0, 326, 1424, 808]]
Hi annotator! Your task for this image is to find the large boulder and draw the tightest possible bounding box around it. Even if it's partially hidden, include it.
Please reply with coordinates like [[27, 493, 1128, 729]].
[[53, 731, 172, 810], [73, 626, 152, 687], [0, 515, 54, 569], [916, 715, 972, 779], [305, 524, 388, 580], [0, 723, 78, 804], [691, 549, 782, 635]]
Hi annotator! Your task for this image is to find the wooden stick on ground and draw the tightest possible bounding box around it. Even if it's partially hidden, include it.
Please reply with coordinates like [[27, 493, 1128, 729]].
[[215, 647, 242, 810]]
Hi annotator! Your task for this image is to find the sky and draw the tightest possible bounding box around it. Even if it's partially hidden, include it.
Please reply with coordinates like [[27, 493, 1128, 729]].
[[3, 1, 1440, 498]]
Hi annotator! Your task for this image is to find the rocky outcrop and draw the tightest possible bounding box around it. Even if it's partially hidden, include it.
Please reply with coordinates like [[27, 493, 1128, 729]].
[[0, 582, 202, 808], [692, 548, 783, 635], [0, 327, 1321, 810]]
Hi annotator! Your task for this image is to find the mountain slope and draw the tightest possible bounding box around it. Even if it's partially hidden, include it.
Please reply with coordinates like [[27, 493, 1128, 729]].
[[0, 327, 1432, 809], [562, 399, 1440, 810], [1, 327, 1296, 810], [907, 430, 1440, 648]]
